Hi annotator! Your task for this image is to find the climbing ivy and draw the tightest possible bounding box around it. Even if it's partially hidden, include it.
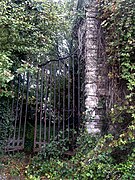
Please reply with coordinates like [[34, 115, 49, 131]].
[[100, 0, 135, 138]]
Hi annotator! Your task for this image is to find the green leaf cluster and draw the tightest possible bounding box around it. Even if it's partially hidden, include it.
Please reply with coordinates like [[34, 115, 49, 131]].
[[0, 99, 14, 154], [100, 0, 135, 146], [25, 131, 135, 179], [0, 0, 76, 96]]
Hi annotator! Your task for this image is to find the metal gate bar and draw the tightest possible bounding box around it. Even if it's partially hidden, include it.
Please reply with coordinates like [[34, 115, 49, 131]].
[[17, 73, 25, 147], [63, 60, 66, 139], [4, 54, 82, 152], [23, 72, 30, 148], [5, 73, 30, 152], [72, 56, 75, 139], [68, 58, 70, 140]]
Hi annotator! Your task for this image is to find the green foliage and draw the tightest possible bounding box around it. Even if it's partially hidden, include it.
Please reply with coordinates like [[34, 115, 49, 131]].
[[0, 0, 75, 96], [0, 52, 14, 96], [38, 133, 69, 159], [100, 0, 135, 144], [25, 131, 135, 179], [24, 122, 35, 152], [25, 131, 96, 179], [0, 0, 62, 53], [0, 99, 14, 154]]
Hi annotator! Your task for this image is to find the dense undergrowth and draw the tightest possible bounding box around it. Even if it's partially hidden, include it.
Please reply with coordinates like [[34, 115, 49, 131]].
[[0, 130, 134, 179], [24, 131, 135, 180]]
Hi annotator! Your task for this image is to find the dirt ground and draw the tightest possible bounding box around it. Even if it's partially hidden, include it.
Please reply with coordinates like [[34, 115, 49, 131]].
[[0, 153, 30, 180]]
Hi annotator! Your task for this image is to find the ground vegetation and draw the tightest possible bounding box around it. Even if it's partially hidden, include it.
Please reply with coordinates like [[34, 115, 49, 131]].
[[0, 0, 134, 179]]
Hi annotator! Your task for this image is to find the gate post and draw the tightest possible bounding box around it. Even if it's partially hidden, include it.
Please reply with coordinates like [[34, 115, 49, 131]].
[[84, 0, 108, 134]]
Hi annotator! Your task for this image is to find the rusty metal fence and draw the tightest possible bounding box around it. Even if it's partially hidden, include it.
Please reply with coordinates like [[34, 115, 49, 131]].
[[4, 56, 84, 152]]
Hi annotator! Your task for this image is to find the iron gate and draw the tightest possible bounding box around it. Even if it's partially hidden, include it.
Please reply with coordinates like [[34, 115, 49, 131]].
[[4, 56, 84, 152]]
